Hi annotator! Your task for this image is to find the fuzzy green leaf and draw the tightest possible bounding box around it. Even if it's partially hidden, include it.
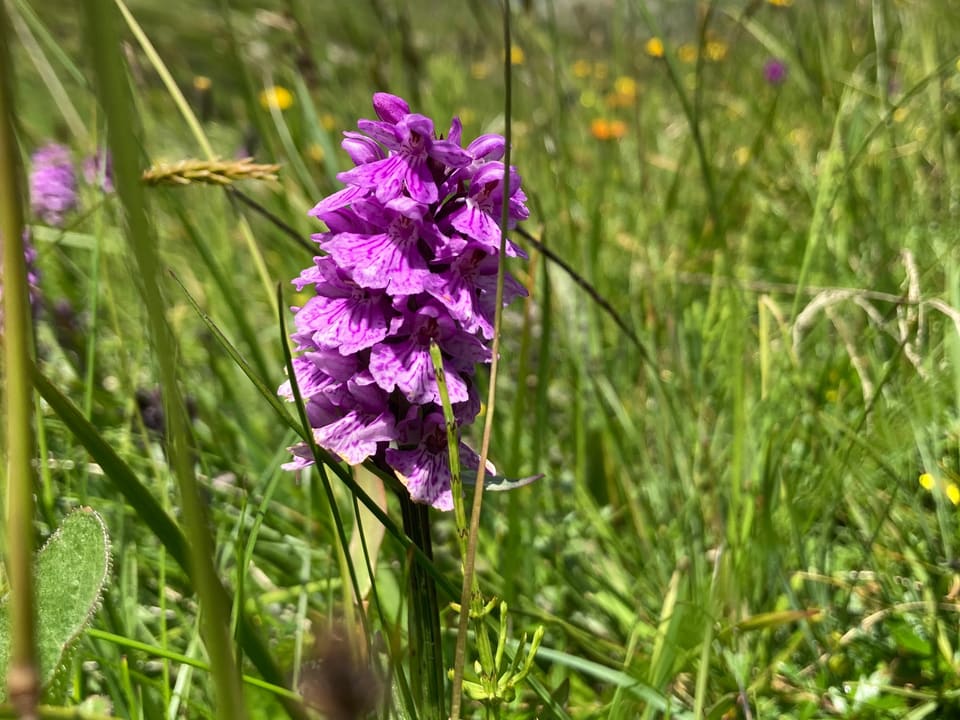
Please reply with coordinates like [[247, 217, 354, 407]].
[[0, 508, 111, 703]]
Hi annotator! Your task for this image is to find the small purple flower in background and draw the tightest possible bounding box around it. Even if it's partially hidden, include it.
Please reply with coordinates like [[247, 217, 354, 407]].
[[0, 230, 42, 327], [83, 149, 114, 193], [280, 92, 529, 510], [763, 58, 788, 86], [24, 234, 41, 314], [30, 143, 77, 227]]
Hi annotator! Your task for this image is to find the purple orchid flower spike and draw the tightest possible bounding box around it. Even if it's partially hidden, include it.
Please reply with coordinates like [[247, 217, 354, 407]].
[[447, 117, 463, 147], [278, 350, 358, 402], [311, 380, 398, 465], [279, 92, 534, 511], [467, 134, 506, 163], [437, 133, 505, 199]]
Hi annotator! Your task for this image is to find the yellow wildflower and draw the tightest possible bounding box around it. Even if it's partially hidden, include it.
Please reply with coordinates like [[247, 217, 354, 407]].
[[645, 37, 665, 58], [614, 76, 637, 99], [259, 86, 293, 111], [193, 75, 212, 92], [949, 483, 960, 506], [471, 61, 491, 80], [893, 107, 909, 123], [919, 472, 960, 505], [572, 59, 592, 78], [767, 0, 793, 6], [677, 44, 698, 64], [308, 143, 325, 163], [605, 76, 638, 109], [733, 146, 750, 167], [510, 47, 525, 65], [320, 113, 337, 131], [705, 40, 728, 62]]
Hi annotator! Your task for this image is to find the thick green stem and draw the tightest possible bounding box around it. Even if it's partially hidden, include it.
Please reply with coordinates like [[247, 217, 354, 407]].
[[81, 2, 247, 717], [401, 496, 445, 720], [0, 5, 39, 717]]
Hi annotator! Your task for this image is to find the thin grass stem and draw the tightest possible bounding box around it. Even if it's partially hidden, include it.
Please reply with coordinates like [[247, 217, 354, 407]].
[[452, 3, 514, 718]]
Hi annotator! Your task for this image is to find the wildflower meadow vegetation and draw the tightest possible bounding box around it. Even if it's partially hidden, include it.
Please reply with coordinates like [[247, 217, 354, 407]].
[[3, 0, 960, 718]]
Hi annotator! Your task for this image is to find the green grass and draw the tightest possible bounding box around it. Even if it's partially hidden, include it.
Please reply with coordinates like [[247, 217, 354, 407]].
[[5, 0, 960, 717]]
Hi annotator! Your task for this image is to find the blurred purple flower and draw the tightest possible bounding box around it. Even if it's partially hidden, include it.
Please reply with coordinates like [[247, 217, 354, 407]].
[[30, 144, 77, 227], [764, 58, 788, 86], [0, 229, 42, 327], [24, 236, 40, 312], [280, 92, 529, 510]]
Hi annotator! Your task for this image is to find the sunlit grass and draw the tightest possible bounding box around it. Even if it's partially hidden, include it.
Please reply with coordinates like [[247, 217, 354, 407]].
[[4, 0, 960, 718]]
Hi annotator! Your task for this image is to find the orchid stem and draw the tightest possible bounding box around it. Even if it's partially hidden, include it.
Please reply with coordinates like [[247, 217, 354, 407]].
[[401, 495, 445, 720]]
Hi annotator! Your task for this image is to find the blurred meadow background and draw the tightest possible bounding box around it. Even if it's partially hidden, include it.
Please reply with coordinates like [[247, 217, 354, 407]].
[[4, 0, 960, 717]]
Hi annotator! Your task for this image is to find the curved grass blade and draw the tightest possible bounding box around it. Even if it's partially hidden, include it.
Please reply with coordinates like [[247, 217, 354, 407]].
[[113, 0, 275, 311], [87, 629, 302, 701]]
